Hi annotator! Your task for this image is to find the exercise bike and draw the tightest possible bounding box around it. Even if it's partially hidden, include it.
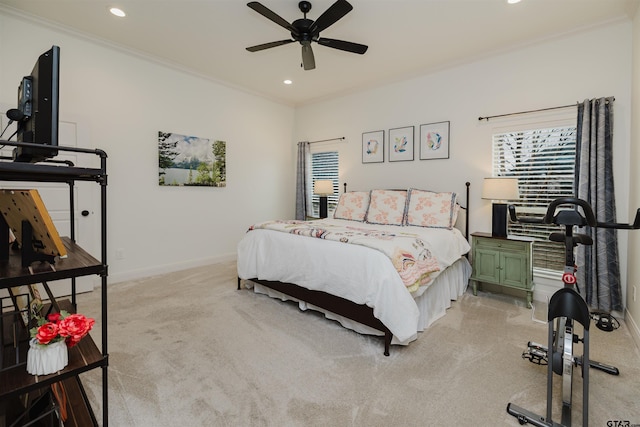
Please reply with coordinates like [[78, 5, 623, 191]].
[[506, 197, 640, 427]]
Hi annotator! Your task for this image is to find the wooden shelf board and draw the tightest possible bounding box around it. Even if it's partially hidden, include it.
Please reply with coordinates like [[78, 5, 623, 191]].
[[0, 237, 105, 289], [62, 375, 99, 427]]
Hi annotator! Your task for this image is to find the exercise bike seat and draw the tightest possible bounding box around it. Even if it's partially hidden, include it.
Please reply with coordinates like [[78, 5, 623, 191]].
[[551, 208, 592, 227], [548, 287, 591, 329], [548, 232, 593, 247]]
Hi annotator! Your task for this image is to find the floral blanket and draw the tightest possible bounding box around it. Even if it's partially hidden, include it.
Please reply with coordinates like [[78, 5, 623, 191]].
[[248, 220, 441, 292]]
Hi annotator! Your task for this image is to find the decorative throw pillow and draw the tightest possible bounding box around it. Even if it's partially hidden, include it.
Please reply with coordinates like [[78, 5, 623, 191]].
[[365, 190, 407, 226], [406, 189, 458, 229], [333, 191, 370, 221]]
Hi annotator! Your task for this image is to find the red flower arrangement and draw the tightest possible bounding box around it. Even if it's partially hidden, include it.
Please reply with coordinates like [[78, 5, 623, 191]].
[[30, 310, 95, 348]]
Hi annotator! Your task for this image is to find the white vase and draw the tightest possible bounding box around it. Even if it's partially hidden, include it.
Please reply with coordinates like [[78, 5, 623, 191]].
[[26, 338, 69, 375]]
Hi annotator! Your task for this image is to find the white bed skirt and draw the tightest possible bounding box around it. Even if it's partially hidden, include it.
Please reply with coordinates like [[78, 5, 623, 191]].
[[244, 257, 471, 346]]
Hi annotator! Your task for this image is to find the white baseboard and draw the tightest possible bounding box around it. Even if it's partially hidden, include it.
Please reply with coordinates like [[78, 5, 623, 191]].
[[106, 252, 237, 285], [625, 308, 640, 351]]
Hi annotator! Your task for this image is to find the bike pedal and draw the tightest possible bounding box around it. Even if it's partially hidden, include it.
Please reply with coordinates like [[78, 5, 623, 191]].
[[522, 348, 548, 365]]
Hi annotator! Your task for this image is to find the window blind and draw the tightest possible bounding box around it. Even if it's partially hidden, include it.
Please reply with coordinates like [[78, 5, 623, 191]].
[[310, 151, 339, 217], [492, 126, 576, 271]]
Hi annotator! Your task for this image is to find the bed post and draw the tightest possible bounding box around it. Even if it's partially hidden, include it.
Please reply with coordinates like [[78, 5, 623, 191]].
[[384, 331, 392, 356], [465, 181, 470, 242]]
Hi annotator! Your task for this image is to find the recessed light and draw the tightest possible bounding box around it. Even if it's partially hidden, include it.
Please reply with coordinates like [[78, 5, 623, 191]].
[[507, 0, 521, 4], [283, 79, 293, 85], [109, 7, 126, 17]]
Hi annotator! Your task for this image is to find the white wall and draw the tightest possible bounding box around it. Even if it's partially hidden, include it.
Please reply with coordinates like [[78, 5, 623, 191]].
[[627, 5, 640, 348], [295, 21, 633, 304], [0, 11, 296, 283]]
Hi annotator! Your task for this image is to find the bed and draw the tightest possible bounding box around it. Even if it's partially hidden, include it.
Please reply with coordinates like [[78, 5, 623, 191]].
[[237, 183, 471, 355]]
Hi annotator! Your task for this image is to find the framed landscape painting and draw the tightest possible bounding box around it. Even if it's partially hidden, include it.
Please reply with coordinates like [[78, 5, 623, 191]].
[[158, 131, 226, 187], [362, 130, 384, 163], [420, 121, 450, 160]]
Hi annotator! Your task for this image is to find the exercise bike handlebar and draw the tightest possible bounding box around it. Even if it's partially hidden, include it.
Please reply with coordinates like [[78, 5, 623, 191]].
[[508, 197, 640, 230], [507, 197, 595, 226], [596, 208, 640, 229]]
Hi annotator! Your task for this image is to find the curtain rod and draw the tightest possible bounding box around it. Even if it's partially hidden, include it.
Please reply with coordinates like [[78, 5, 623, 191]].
[[478, 97, 615, 122], [309, 136, 345, 144], [478, 103, 576, 121]]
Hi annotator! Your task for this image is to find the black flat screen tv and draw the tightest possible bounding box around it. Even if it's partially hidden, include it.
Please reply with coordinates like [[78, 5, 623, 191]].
[[13, 45, 60, 163]]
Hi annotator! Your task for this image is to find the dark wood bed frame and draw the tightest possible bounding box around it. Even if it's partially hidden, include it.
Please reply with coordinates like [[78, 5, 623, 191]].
[[238, 182, 470, 356]]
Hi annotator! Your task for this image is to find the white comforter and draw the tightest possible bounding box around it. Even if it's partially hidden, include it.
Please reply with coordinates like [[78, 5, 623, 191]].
[[237, 219, 470, 343]]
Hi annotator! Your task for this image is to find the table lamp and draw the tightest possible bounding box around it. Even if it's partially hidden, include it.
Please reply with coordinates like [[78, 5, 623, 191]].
[[314, 180, 333, 218], [482, 177, 520, 237]]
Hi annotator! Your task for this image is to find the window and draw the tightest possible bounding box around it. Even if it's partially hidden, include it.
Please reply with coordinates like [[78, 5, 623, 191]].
[[310, 150, 339, 217], [492, 124, 576, 272]]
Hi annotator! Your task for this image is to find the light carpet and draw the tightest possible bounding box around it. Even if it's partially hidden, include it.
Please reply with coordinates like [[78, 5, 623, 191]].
[[76, 261, 640, 426]]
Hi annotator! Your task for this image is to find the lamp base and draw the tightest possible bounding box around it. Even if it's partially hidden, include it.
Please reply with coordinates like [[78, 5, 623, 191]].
[[319, 196, 328, 219], [492, 203, 508, 238]]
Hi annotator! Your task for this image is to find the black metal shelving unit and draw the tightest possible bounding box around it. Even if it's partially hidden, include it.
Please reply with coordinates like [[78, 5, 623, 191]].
[[0, 141, 108, 426]]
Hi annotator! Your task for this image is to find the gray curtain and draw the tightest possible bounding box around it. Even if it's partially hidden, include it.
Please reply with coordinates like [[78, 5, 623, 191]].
[[295, 141, 310, 220], [575, 97, 621, 312]]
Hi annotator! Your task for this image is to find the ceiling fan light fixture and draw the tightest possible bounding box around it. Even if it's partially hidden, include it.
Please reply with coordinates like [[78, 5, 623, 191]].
[[109, 7, 126, 17]]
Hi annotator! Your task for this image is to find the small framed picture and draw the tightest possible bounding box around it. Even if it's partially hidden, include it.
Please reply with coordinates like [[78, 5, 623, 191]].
[[420, 121, 450, 160], [388, 126, 414, 162], [362, 130, 384, 163]]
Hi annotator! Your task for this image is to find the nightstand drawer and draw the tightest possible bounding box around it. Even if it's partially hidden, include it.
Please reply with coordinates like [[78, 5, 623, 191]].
[[474, 237, 528, 253]]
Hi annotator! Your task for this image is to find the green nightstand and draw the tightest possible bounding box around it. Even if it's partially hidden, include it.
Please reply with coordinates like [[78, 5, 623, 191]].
[[470, 232, 534, 307]]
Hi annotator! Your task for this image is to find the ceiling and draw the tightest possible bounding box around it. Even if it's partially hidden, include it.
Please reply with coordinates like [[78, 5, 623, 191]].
[[0, 0, 637, 106]]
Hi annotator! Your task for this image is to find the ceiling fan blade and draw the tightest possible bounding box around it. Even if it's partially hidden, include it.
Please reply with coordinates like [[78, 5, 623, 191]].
[[309, 0, 353, 35], [317, 38, 368, 54], [246, 39, 295, 52], [301, 42, 316, 70], [247, 2, 299, 36]]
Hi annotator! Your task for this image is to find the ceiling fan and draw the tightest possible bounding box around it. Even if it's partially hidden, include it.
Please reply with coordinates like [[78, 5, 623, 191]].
[[246, 0, 368, 70]]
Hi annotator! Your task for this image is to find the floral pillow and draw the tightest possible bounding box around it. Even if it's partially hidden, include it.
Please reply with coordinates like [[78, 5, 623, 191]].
[[333, 191, 370, 221], [406, 189, 459, 229], [365, 190, 407, 226]]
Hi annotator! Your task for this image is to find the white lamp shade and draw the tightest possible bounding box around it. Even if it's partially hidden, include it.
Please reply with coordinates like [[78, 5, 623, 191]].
[[482, 178, 520, 201], [314, 180, 334, 195]]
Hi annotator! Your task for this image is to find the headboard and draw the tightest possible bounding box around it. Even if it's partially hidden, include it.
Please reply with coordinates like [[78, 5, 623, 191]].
[[341, 182, 471, 242]]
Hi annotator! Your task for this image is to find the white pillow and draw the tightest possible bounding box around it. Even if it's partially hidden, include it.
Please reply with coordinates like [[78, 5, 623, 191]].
[[333, 191, 370, 221], [365, 190, 407, 226], [406, 188, 458, 229]]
